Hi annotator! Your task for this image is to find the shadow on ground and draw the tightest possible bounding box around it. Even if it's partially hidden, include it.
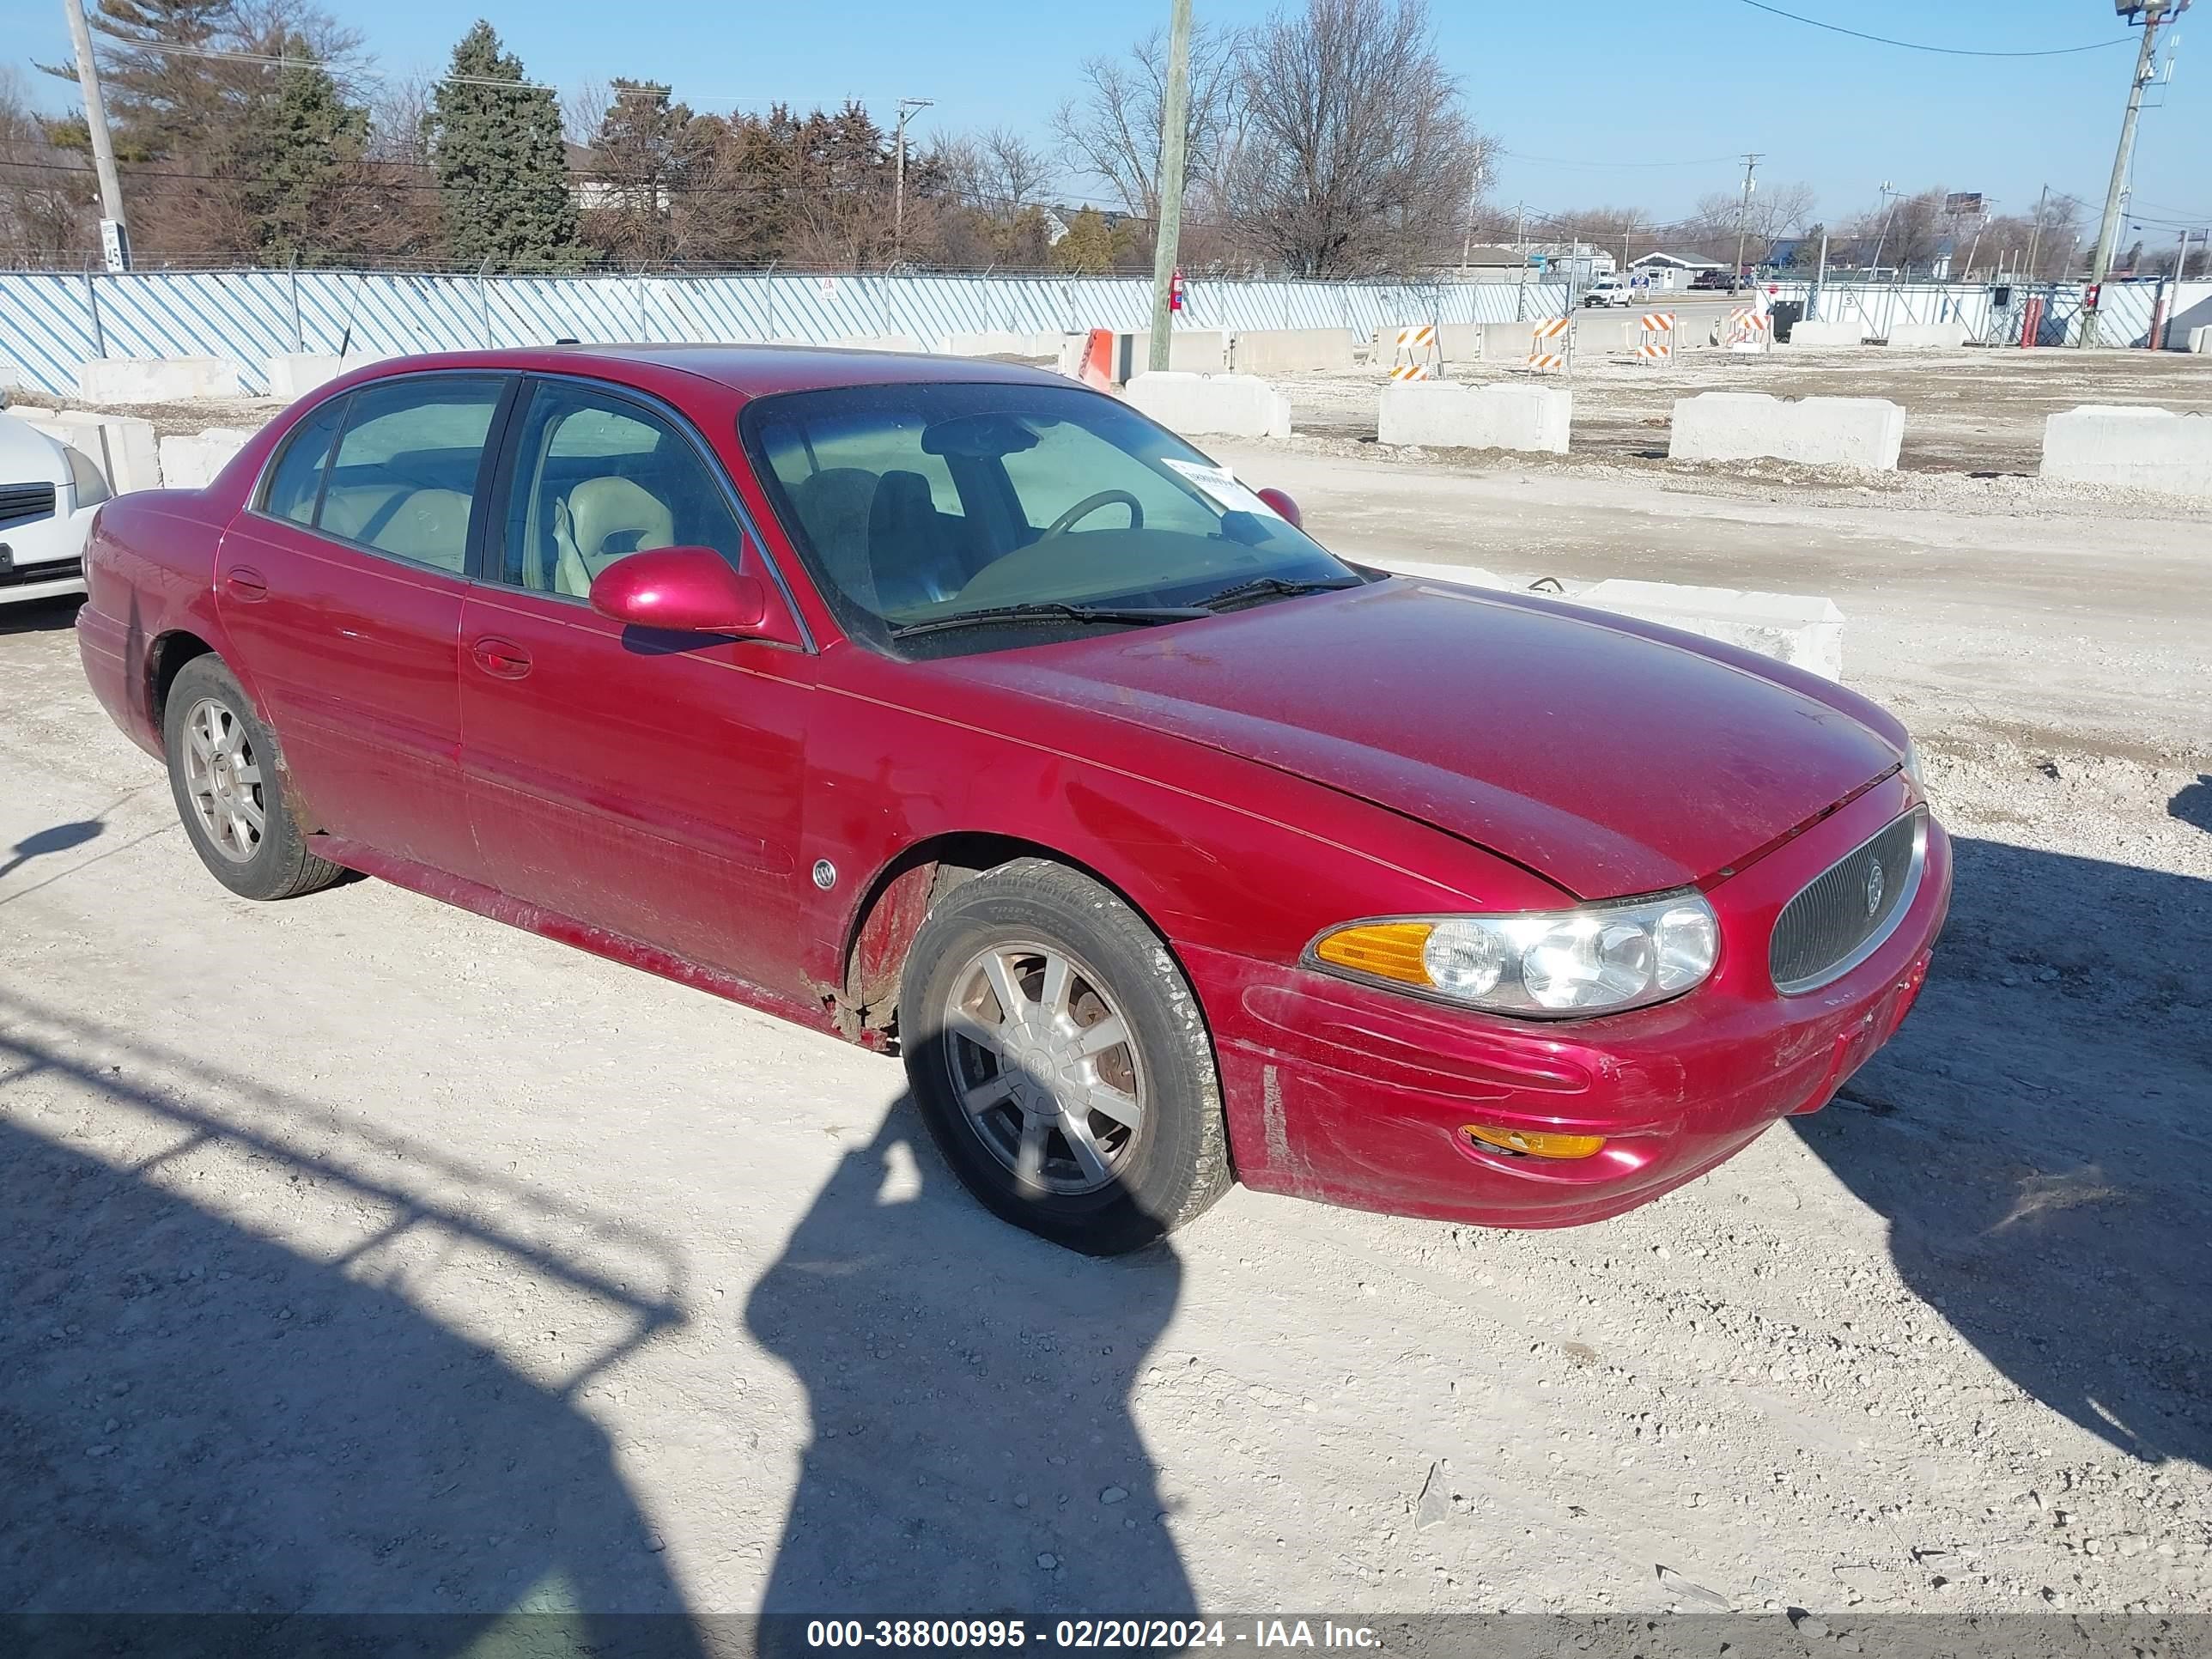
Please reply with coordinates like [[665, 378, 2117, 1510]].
[[0, 992, 705, 1654], [0, 593, 84, 635], [2170, 775, 2212, 836], [1791, 835, 2212, 1468], [748, 1102, 1190, 1625]]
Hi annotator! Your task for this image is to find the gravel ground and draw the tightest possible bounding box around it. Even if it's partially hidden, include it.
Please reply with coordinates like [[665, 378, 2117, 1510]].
[[0, 391, 2207, 1640]]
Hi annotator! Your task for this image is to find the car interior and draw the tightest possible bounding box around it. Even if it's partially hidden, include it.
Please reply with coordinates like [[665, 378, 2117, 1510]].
[[506, 398, 742, 599]]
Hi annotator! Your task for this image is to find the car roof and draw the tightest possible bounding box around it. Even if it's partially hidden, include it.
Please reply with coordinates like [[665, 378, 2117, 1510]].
[[352, 343, 1069, 404]]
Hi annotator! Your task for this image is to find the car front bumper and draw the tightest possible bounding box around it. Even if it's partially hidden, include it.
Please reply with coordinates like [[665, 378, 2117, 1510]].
[[0, 502, 93, 605], [1188, 777, 1951, 1230]]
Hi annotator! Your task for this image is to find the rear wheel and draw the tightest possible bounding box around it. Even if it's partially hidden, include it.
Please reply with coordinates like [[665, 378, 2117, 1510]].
[[901, 859, 1231, 1255], [162, 655, 343, 901]]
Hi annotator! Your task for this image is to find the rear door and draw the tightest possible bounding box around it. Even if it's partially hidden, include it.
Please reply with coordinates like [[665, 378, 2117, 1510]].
[[216, 373, 514, 881], [456, 374, 816, 991]]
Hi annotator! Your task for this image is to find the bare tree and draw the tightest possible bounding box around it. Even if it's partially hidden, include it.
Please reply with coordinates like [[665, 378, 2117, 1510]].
[[1052, 22, 1240, 222], [939, 126, 1054, 217], [1220, 0, 1492, 276], [0, 66, 96, 262]]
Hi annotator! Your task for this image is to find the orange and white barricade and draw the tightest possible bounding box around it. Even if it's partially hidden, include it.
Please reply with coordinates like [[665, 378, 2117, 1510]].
[[1635, 312, 1675, 363], [1723, 307, 1772, 353], [1527, 315, 1572, 373], [1389, 324, 1441, 380]]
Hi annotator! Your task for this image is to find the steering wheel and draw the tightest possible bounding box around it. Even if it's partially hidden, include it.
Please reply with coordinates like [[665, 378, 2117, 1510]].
[[1042, 490, 1144, 538]]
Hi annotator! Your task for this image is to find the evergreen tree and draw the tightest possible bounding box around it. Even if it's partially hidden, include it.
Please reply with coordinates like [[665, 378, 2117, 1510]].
[[424, 21, 581, 271], [1051, 206, 1115, 275], [40, 0, 234, 161], [217, 44, 368, 262]]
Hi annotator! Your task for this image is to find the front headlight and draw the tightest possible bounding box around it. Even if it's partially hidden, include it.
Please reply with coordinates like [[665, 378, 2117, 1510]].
[[1310, 891, 1720, 1018], [1900, 739, 1925, 798]]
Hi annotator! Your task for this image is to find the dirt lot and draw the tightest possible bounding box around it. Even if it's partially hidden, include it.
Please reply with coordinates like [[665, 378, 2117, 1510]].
[[1289, 344, 2212, 475], [0, 364, 2208, 1644]]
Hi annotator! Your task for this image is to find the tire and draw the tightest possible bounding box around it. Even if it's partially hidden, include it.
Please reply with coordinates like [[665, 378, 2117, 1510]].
[[900, 858, 1231, 1255], [162, 654, 343, 902]]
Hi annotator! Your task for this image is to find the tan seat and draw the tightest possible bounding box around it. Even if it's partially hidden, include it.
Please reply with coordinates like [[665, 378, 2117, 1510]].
[[553, 475, 677, 597], [368, 488, 472, 571]]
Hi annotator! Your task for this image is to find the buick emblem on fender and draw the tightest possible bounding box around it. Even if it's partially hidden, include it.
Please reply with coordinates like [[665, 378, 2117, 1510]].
[[1864, 861, 1887, 917]]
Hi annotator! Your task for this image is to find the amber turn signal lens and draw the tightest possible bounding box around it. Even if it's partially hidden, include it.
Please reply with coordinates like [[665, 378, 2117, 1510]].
[[1461, 1122, 1607, 1160], [1313, 921, 1435, 986]]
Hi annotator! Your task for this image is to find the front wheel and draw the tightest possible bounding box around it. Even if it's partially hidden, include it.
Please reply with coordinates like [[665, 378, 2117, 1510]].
[[900, 859, 1231, 1255]]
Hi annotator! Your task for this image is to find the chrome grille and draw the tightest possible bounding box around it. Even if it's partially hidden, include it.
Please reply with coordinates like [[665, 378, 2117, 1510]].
[[0, 481, 57, 530], [1770, 810, 1925, 994]]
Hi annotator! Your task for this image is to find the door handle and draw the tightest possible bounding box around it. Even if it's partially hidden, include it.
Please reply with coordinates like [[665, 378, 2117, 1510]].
[[224, 567, 269, 603], [470, 636, 532, 680]]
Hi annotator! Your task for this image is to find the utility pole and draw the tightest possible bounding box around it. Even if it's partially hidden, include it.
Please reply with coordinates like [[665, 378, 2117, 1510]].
[[2025, 183, 2051, 282], [2084, 0, 2176, 346], [891, 97, 933, 266], [1147, 0, 1194, 373], [1869, 181, 1900, 278], [62, 0, 130, 271], [1733, 154, 1761, 293]]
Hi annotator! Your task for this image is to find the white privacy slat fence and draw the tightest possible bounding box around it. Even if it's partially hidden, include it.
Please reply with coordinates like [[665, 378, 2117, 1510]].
[[0, 269, 1573, 398]]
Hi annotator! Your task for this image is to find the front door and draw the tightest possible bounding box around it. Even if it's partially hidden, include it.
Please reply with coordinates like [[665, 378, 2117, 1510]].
[[216, 372, 512, 882], [457, 377, 815, 994]]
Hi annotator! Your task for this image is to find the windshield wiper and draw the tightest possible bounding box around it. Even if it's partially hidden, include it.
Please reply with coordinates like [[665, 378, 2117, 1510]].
[[1195, 574, 1366, 612], [890, 600, 1212, 641]]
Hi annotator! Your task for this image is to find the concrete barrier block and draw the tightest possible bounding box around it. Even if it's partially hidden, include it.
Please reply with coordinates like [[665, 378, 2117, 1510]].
[[1364, 557, 1516, 591], [1573, 314, 1638, 354], [1883, 322, 1970, 349], [1228, 327, 1357, 375], [2040, 405, 2212, 497], [264, 353, 385, 400], [1668, 392, 1905, 471], [1788, 320, 1872, 347], [157, 427, 255, 490], [19, 410, 161, 494], [942, 331, 1059, 359], [834, 334, 926, 354], [1377, 380, 1571, 454], [1116, 330, 1231, 377], [1480, 322, 1540, 362], [1121, 372, 1291, 441], [74, 356, 242, 403], [1577, 580, 1846, 681], [2181, 325, 2211, 355]]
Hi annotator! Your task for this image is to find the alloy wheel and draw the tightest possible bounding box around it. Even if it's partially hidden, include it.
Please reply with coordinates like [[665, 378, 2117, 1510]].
[[939, 939, 1146, 1195], [180, 696, 264, 864]]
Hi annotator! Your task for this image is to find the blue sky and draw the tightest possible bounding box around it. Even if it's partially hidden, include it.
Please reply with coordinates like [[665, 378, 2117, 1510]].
[[12, 0, 2209, 244]]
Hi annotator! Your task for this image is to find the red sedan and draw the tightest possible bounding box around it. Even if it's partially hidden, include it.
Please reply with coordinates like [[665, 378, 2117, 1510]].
[[77, 347, 1948, 1255]]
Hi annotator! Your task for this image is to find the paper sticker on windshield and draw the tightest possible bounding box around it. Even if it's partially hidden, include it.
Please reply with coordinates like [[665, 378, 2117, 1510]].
[[1162, 459, 1282, 519]]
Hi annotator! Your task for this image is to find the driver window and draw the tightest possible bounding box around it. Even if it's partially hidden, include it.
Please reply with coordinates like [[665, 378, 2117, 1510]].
[[499, 383, 747, 599]]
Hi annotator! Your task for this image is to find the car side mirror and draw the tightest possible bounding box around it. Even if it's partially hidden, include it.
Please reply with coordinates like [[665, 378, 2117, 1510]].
[[1255, 487, 1302, 529], [588, 546, 769, 635]]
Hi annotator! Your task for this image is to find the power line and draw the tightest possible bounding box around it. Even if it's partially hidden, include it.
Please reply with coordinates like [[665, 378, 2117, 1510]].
[[1499, 148, 1742, 170], [1733, 1, 2134, 58]]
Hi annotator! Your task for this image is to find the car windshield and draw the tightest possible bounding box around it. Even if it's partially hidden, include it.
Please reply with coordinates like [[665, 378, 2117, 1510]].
[[740, 380, 1356, 657]]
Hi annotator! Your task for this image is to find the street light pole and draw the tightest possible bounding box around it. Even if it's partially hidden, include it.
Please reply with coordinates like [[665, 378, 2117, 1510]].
[[62, 0, 130, 270], [892, 97, 933, 266], [1146, 0, 1194, 374], [2084, 0, 2173, 346]]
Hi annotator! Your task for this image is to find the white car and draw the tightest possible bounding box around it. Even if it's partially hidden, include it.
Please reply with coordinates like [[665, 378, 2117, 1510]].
[[1582, 277, 1633, 308], [0, 409, 107, 605]]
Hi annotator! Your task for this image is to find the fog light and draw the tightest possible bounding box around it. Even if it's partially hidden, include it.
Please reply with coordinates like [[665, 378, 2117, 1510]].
[[1461, 1122, 1607, 1160]]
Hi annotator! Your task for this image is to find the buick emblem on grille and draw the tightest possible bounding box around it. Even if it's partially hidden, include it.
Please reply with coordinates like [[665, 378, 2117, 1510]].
[[1863, 861, 1886, 917]]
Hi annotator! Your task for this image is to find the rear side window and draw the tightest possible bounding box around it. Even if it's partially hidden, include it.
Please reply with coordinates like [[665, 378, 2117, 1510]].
[[261, 395, 349, 525], [298, 376, 507, 574]]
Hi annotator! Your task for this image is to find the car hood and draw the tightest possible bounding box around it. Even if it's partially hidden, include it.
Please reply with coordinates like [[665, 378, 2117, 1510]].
[[927, 579, 1901, 899]]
